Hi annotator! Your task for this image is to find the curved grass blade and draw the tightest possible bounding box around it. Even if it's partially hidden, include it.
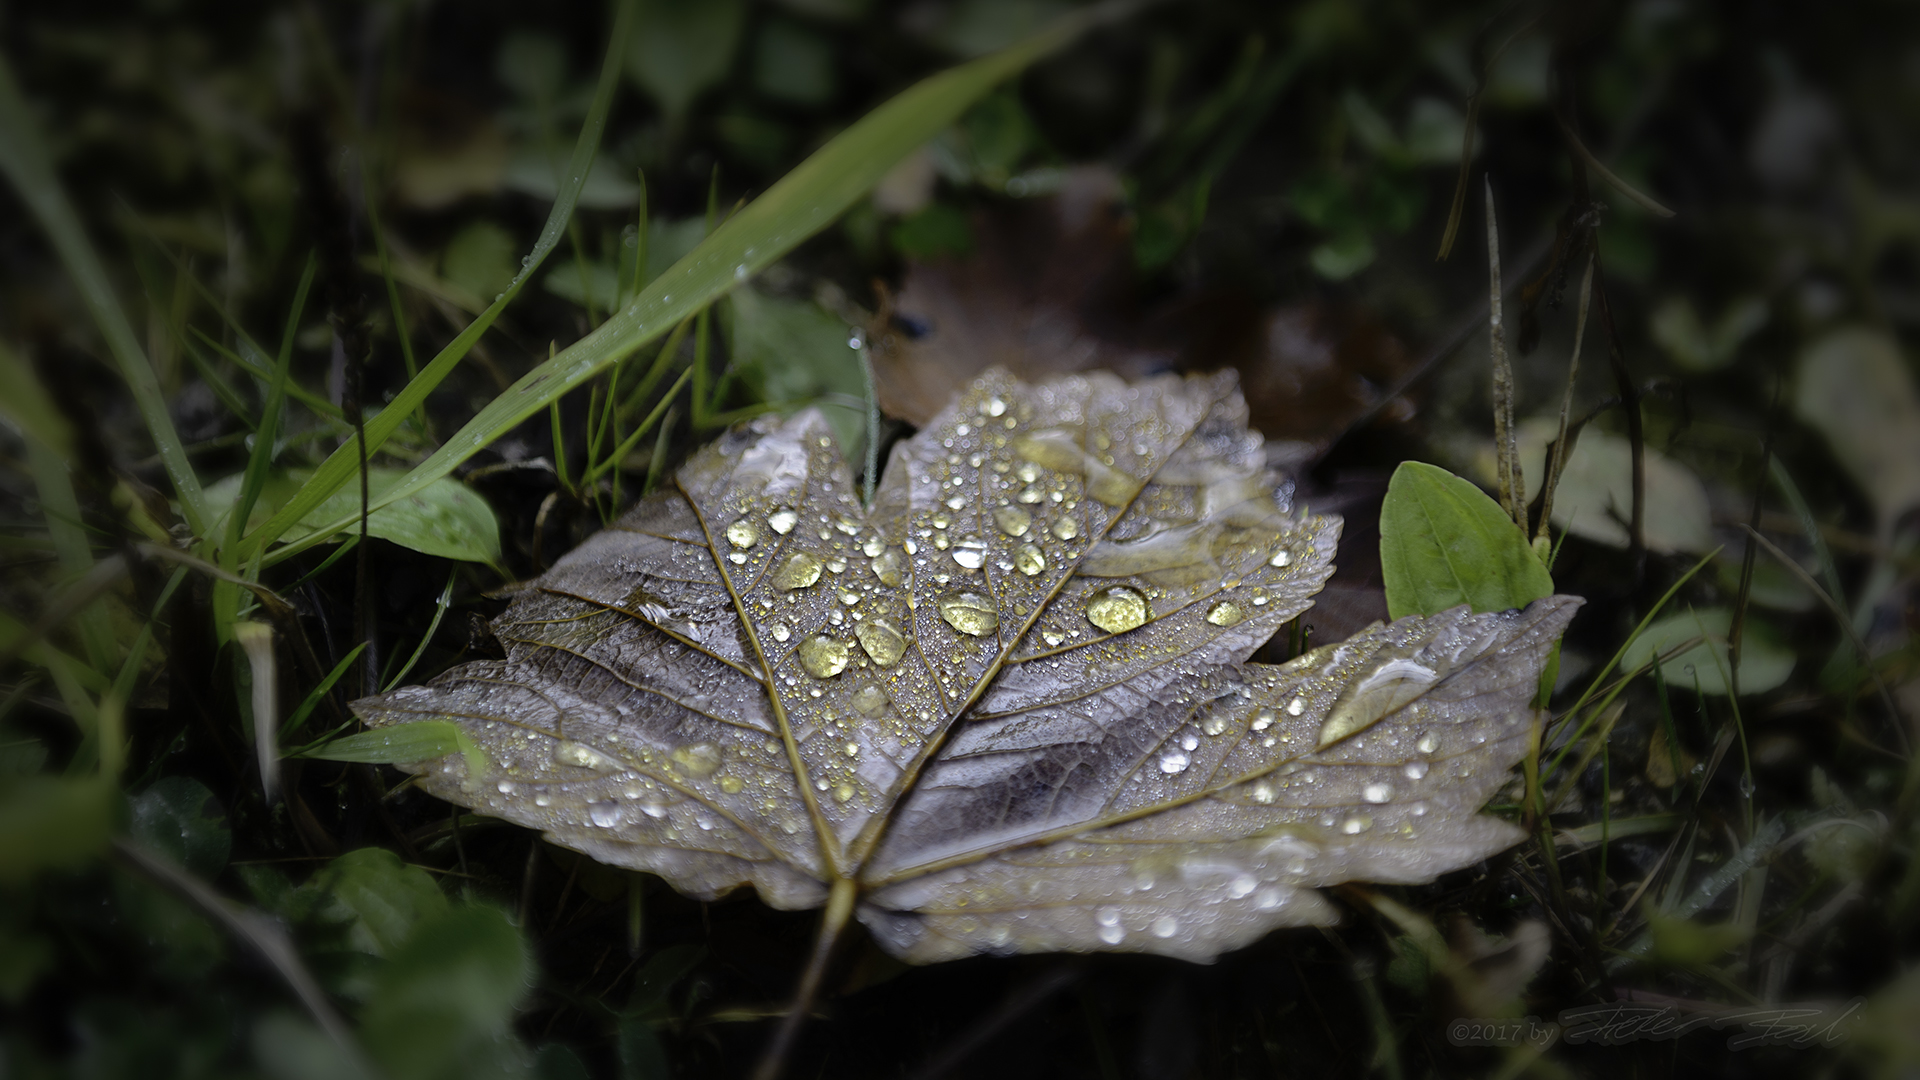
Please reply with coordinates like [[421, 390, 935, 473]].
[[258, 3, 1125, 567], [0, 59, 210, 533]]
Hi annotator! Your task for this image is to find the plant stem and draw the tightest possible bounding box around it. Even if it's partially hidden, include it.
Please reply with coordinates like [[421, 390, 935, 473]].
[[752, 877, 857, 1080]]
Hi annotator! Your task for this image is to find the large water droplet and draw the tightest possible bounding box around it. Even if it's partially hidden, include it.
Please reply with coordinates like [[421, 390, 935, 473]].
[[1012, 544, 1046, 576], [851, 684, 888, 716], [993, 506, 1032, 537], [951, 537, 988, 569], [726, 518, 758, 548], [855, 618, 908, 667], [1086, 586, 1148, 633], [589, 801, 623, 828], [937, 590, 1000, 636], [553, 741, 617, 770], [1201, 713, 1229, 737], [772, 552, 823, 590], [1205, 601, 1245, 627], [1269, 548, 1292, 567], [768, 508, 798, 535], [1403, 760, 1429, 780], [1341, 814, 1373, 834], [862, 536, 884, 557], [1251, 780, 1277, 804], [1159, 748, 1191, 774], [798, 635, 849, 678], [1228, 874, 1257, 899], [1416, 731, 1441, 754], [671, 743, 723, 777], [1050, 517, 1080, 541], [1099, 922, 1125, 944], [1363, 781, 1394, 804], [870, 549, 904, 586], [1015, 460, 1041, 483], [1318, 657, 1439, 749], [832, 782, 855, 803], [1151, 915, 1178, 938]]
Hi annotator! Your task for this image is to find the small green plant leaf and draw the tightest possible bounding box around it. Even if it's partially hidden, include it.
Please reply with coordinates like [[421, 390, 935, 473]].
[[1515, 419, 1713, 555], [0, 775, 115, 884], [1380, 461, 1554, 621], [625, 0, 747, 121], [361, 904, 532, 1080], [209, 469, 502, 567], [1617, 606, 1795, 696], [311, 848, 449, 959], [726, 285, 865, 449]]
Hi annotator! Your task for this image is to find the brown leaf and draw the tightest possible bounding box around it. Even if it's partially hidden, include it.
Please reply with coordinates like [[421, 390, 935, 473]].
[[354, 368, 1578, 963]]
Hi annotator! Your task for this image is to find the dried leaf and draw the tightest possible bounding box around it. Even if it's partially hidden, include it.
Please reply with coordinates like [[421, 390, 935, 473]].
[[354, 369, 1579, 963]]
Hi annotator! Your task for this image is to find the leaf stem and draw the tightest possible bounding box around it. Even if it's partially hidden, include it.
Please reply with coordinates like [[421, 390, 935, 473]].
[[753, 877, 857, 1080]]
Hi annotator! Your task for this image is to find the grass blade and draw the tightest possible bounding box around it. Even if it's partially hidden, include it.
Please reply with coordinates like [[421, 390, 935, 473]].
[[382, 571, 455, 692], [258, 5, 1118, 563], [0, 59, 209, 533]]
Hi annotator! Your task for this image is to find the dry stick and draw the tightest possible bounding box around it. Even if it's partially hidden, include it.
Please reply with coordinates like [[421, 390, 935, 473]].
[[1536, 255, 1595, 548], [1485, 179, 1525, 528], [1588, 257, 1647, 580]]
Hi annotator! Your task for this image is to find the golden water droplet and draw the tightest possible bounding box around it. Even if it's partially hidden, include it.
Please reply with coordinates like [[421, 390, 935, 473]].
[[1050, 517, 1080, 541], [937, 590, 1000, 637], [851, 684, 888, 716], [1015, 461, 1041, 483], [1269, 548, 1292, 568], [726, 519, 758, 548], [855, 618, 908, 667], [1019, 484, 1044, 504], [768, 508, 798, 534], [1087, 464, 1143, 507], [862, 537, 884, 557], [797, 635, 849, 678], [1085, 586, 1148, 633], [870, 549, 904, 586], [772, 551, 823, 590], [670, 742, 723, 777], [719, 776, 744, 794], [832, 782, 855, 803], [1205, 601, 1246, 627], [993, 506, 1032, 537], [932, 533, 950, 550], [951, 537, 988, 569], [1013, 544, 1046, 576]]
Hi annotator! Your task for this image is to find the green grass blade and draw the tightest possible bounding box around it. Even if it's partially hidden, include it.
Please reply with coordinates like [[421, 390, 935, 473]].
[[0, 58, 209, 534], [226, 255, 317, 560], [381, 571, 455, 692], [281, 642, 367, 741], [237, 0, 642, 561], [259, 6, 1114, 563]]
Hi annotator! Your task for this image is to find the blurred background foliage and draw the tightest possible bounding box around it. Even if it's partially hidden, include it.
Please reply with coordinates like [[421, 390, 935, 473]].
[[2, 0, 1920, 1077]]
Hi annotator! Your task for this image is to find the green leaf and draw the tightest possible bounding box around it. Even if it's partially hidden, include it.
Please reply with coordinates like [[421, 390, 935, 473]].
[[891, 202, 975, 258], [726, 285, 865, 449], [441, 221, 520, 305], [313, 848, 449, 958], [210, 469, 502, 567], [300, 721, 472, 765], [1380, 461, 1554, 621], [260, 7, 1110, 568], [625, 0, 747, 120], [361, 904, 532, 1080], [1617, 606, 1795, 696], [129, 776, 231, 880], [1516, 418, 1714, 555], [754, 18, 837, 107]]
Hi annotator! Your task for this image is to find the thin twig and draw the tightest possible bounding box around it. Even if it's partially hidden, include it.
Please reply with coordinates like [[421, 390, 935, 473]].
[[1554, 114, 1676, 219], [1536, 255, 1594, 547], [1486, 179, 1525, 528]]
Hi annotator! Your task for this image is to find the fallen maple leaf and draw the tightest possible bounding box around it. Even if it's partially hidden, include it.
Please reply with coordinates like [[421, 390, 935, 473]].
[[355, 369, 1576, 971]]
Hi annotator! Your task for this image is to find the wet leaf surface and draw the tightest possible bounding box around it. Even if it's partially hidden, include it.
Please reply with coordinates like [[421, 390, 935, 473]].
[[355, 369, 1578, 963]]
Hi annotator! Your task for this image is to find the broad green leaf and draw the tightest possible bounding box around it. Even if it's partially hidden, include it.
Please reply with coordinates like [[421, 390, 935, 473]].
[[1380, 461, 1554, 621], [625, 0, 747, 121], [1514, 418, 1713, 555], [311, 848, 448, 958], [256, 6, 1117, 569], [361, 904, 532, 1080], [129, 777, 231, 880], [441, 221, 520, 304], [726, 285, 866, 449], [1618, 606, 1794, 696], [1794, 327, 1920, 534], [356, 369, 1580, 964], [209, 469, 501, 567]]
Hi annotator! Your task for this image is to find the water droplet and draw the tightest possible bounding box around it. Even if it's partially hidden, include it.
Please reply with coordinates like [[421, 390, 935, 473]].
[[982, 396, 1008, 417], [1151, 915, 1178, 938], [833, 782, 855, 803], [945, 494, 968, 511], [1205, 601, 1245, 627], [728, 552, 747, 564], [1251, 708, 1275, 732], [1099, 923, 1125, 944], [1050, 517, 1080, 541], [951, 537, 989, 569], [798, 635, 849, 678], [855, 618, 908, 667], [932, 532, 950, 551], [1013, 544, 1046, 576], [852, 684, 888, 716], [843, 741, 860, 758], [870, 549, 904, 586], [733, 263, 748, 282], [1228, 874, 1257, 899], [1015, 461, 1041, 483], [671, 743, 723, 777], [1403, 760, 1429, 780], [1341, 814, 1373, 834], [768, 508, 798, 534], [1018, 484, 1044, 504], [1086, 586, 1148, 633], [1251, 780, 1277, 804], [1181, 732, 1199, 751], [1286, 698, 1305, 717], [1416, 731, 1441, 754], [1159, 748, 1191, 774], [772, 552, 823, 590], [1269, 548, 1292, 567], [931, 510, 951, 530], [589, 801, 623, 827], [1201, 714, 1229, 736], [993, 506, 1032, 537], [837, 589, 859, 606], [771, 623, 791, 642], [937, 590, 1000, 637], [726, 519, 758, 548], [553, 741, 617, 770], [719, 776, 744, 794], [1363, 782, 1394, 804], [862, 537, 884, 557]]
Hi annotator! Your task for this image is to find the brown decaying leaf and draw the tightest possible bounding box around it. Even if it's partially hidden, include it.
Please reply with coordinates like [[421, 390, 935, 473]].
[[354, 369, 1578, 963]]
